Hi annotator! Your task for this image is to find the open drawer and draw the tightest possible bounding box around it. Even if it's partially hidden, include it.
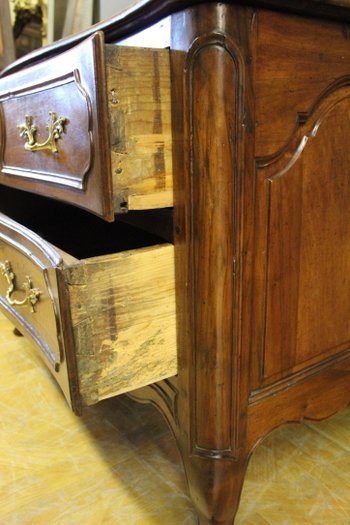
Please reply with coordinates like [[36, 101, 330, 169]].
[[0, 32, 172, 221], [0, 211, 177, 414]]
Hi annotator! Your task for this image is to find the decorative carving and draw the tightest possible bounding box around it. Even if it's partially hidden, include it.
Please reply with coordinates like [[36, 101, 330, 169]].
[[257, 78, 350, 173]]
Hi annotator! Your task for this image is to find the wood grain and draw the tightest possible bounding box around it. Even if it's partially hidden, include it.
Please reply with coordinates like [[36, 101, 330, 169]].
[[0, 210, 177, 412], [170, 4, 350, 524], [106, 45, 173, 212], [3, 2, 350, 524], [5, 0, 350, 77], [254, 9, 350, 157], [64, 244, 177, 406], [256, 91, 350, 385]]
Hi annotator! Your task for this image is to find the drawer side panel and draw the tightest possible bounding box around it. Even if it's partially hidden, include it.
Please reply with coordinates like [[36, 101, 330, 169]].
[[65, 244, 177, 405], [106, 46, 173, 212]]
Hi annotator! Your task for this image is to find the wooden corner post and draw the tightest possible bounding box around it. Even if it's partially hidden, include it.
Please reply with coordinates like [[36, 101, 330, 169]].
[[171, 4, 256, 523]]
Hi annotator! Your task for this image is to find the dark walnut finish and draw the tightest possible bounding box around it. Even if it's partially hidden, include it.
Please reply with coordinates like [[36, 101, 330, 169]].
[[134, 3, 350, 524], [0, 33, 112, 220], [1, 1, 350, 524]]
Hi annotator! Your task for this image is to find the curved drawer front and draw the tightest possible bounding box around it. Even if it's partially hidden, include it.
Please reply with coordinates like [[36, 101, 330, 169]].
[[0, 34, 172, 220], [0, 33, 113, 220], [0, 212, 72, 404], [0, 213, 177, 413], [2, 74, 92, 190]]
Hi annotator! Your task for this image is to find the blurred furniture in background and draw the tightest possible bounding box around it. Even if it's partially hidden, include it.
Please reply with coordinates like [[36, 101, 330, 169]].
[[0, 1, 15, 69]]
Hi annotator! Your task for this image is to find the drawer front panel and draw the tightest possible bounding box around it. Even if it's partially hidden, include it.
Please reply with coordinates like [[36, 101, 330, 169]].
[[0, 248, 60, 369], [2, 72, 92, 190], [0, 33, 114, 221], [0, 213, 74, 406]]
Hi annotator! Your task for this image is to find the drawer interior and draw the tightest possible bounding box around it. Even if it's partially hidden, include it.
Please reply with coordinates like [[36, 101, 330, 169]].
[[0, 185, 171, 259]]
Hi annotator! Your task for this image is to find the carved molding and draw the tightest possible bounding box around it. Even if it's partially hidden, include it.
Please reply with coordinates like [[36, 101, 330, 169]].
[[0, 69, 93, 189], [0, 295, 59, 368], [127, 378, 179, 439], [0, 213, 65, 369], [257, 77, 350, 174], [186, 32, 245, 459], [249, 346, 350, 405]]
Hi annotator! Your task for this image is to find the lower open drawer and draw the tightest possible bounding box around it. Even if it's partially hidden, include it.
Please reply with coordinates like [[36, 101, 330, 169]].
[[0, 211, 176, 414]]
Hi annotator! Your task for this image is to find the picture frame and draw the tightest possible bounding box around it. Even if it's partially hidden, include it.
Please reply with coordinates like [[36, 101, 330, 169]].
[[0, 1, 16, 70]]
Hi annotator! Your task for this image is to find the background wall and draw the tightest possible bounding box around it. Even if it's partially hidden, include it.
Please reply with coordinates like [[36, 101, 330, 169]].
[[97, 0, 135, 21]]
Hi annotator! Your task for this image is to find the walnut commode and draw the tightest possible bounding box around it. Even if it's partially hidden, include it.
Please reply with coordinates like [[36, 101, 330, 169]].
[[1, 1, 350, 523]]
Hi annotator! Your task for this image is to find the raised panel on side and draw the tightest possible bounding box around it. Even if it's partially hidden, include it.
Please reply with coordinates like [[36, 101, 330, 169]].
[[255, 86, 350, 387], [254, 9, 350, 158]]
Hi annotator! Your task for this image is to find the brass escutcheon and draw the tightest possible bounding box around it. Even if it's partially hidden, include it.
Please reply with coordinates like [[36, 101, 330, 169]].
[[0, 260, 42, 313], [17, 112, 67, 153]]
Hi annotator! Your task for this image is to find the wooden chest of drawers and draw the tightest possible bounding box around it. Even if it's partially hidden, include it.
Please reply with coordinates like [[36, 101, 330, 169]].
[[2, 1, 350, 524]]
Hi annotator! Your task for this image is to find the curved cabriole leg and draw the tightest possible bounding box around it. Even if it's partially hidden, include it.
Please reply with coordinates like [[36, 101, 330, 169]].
[[184, 455, 249, 524]]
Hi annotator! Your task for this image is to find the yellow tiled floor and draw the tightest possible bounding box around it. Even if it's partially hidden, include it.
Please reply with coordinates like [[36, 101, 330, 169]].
[[0, 311, 349, 524]]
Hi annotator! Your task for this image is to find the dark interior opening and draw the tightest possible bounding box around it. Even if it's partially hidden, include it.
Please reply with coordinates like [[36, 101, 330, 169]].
[[0, 185, 173, 259]]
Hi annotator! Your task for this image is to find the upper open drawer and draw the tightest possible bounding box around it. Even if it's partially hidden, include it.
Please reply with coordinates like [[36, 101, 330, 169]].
[[0, 33, 173, 221]]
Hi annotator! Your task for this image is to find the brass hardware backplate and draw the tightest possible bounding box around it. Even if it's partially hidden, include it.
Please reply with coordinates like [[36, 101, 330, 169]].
[[0, 260, 42, 313], [17, 112, 67, 153]]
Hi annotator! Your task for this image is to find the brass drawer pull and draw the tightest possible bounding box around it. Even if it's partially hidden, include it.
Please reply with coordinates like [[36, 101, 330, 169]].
[[0, 260, 42, 313], [17, 112, 67, 153]]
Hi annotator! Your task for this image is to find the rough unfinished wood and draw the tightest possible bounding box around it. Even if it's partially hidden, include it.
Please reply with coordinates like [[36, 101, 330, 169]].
[[64, 243, 177, 406], [106, 45, 173, 213]]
